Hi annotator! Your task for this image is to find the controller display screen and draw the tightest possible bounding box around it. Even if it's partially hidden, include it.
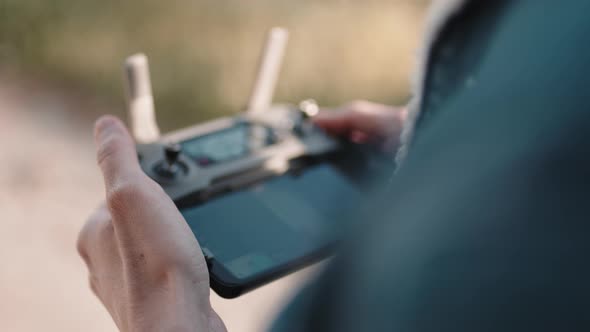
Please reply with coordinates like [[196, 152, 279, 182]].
[[181, 122, 276, 167], [181, 164, 361, 280]]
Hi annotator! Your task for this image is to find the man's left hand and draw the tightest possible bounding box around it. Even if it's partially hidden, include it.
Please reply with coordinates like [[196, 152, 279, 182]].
[[77, 116, 226, 332]]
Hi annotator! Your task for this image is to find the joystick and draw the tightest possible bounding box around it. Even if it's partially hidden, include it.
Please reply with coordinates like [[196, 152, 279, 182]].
[[165, 144, 182, 167], [153, 144, 187, 180]]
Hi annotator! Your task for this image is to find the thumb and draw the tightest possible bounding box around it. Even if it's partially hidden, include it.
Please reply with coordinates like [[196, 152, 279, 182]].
[[312, 108, 357, 137], [94, 115, 142, 190]]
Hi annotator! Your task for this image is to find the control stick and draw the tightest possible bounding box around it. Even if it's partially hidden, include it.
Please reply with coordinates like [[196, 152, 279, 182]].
[[164, 144, 182, 171], [153, 143, 185, 179]]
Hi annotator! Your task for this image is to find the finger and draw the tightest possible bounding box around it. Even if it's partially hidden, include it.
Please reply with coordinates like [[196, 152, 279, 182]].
[[78, 203, 121, 274], [77, 202, 112, 269], [94, 116, 142, 190], [312, 108, 357, 137], [77, 203, 124, 312], [317, 101, 404, 142]]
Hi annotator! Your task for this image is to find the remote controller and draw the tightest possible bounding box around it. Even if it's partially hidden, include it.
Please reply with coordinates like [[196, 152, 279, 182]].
[[125, 28, 341, 207], [123, 28, 389, 298]]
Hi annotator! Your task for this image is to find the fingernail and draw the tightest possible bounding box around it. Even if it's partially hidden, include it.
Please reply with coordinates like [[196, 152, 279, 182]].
[[95, 116, 120, 142]]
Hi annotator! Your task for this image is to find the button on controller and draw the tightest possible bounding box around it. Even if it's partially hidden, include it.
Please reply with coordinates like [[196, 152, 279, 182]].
[[154, 143, 188, 180], [294, 99, 320, 136]]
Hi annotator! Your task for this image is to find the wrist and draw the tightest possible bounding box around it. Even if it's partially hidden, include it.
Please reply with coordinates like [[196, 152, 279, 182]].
[[130, 270, 224, 332]]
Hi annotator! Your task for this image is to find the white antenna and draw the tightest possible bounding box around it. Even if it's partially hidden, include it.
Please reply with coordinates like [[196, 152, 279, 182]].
[[247, 27, 289, 115], [124, 53, 161, 143]]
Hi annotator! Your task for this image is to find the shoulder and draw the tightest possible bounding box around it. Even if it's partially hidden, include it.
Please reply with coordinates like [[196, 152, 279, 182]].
[[396, 0, 472, 166]]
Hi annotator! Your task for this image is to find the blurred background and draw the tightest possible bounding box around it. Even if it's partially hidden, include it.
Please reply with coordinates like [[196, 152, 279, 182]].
[[0, 1, 426, 331]]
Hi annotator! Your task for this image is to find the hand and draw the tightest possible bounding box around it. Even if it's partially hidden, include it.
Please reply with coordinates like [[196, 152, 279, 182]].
[[77, 116, 226, 332], [313, 100, 407, 151]]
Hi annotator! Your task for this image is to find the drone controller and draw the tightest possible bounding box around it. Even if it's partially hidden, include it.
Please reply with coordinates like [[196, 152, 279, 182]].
[[124, 28, 390, 298], [136, 102, 341, 206]]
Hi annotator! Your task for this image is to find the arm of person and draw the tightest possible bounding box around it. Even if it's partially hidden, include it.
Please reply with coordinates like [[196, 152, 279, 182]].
[[77, 116, 227, 332]]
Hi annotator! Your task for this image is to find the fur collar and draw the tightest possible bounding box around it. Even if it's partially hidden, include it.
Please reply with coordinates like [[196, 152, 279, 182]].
[[395, 0, 471, 166]]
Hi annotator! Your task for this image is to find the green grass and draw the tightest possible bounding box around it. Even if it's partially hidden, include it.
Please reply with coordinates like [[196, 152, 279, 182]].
[[0, 0, 425, 131]]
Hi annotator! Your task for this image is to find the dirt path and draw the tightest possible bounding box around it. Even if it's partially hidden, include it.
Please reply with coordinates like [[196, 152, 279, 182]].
[[0, 78, 316, 331]]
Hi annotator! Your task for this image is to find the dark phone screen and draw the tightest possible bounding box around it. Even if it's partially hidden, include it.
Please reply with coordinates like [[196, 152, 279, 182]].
[[180, 164, 361, 280]]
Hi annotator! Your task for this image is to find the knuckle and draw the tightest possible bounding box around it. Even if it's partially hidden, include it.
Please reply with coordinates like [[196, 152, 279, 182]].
[[77, 205, 112, 267], [348, 100, 369, 111], [88, 275, 100, 296], [76, 232, 90, 265], [106, 180, 145, 217], [77, 221, 95, 265], [99, 218, 115, 238], [95, 216, 115, 243]]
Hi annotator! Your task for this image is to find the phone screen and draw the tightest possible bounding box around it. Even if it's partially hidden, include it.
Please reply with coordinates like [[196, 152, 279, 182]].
[[181, 163, 361, 280]]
